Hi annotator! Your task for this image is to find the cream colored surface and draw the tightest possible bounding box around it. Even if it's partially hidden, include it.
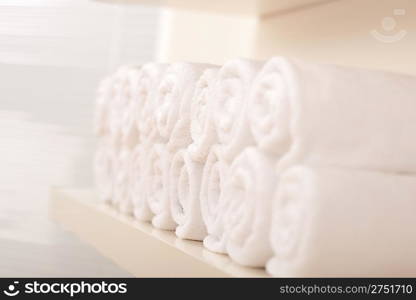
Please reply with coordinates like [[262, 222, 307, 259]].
[[254, 0, 416, 75], [94, 0, 334, 16], [156, 8, 258, 64], [155, 0, 416, 75], [50, 188, 269, 277]]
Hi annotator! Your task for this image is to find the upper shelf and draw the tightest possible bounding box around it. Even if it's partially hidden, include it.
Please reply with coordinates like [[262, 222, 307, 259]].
[[93, 0, 339, 17]]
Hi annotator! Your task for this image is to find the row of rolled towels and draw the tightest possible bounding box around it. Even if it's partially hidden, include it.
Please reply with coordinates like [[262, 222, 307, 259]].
[[94, 56, 416, 277]]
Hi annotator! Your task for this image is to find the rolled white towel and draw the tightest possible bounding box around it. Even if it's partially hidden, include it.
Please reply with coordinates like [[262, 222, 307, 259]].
[[120, 67, 143, 148], [137, 63, 168, 138], [170, 149, 206, 240], [213, 58, 263, 162], [93, 138, 114, 203], [144, 127, 166, 148], [147, 143, 176, 230], [200, 146, 229, 254], [94, 76, 114, 137], [154, 62, 214, 151], [223, 147, 276, 267], [109, 65, 140, 146], [248, 56, 416, 173], [267, 165, 416, 277], [113, 147, 134, 214], [130, 144, 153, 222], [188, 68, 220, 162]]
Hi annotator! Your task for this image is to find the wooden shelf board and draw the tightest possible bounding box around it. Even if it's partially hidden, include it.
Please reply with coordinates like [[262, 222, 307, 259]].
[[92, 0, 338, 17], [49, 188, 269, 278]]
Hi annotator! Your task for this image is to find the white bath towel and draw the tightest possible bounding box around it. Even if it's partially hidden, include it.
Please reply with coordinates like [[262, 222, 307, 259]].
[[144, 127, 166, 148], [136, 63, 168, 138], [93, 138, 115, 203], [147, 143, 176, 230], [248, 56, 416, 173], [108, 65, 140, 145], [213, 58, 263, 162], [267, 165, 416, 277], [223, 147, 276, 267], [94, 76, 114, 137], [200, 146, 229, 254], [120, 67, 143, 149], [170, 149, 206, 240], [154, 62, 214, 151], [130, 144, 153, 222], [112, 147, 134, 214], [188, 68, 220, 162]]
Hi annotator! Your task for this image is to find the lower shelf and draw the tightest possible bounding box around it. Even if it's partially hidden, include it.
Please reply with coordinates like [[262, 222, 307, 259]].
[[49, 188, 269, 278]]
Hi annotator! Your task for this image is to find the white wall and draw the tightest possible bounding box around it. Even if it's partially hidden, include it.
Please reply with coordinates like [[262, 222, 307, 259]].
[[0, 1, 160, 274], [0, 0, 160, 188], [0, 0, 159, 69], [0, 0, 160, 129]]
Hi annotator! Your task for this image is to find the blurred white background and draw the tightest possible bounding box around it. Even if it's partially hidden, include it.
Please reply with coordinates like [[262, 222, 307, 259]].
[[0, 0, 160, 276], [2, 0, 414, 278]]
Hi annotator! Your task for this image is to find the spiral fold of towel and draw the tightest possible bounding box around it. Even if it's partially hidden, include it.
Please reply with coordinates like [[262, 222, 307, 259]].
[[170, 149, 206, 240], [147, 143, 176, 230], [109, 66, 141, 146], [94, 76, 113, 137], [224, 147, 276, 267], [112, 147, 134, 215], [200, 146, 229, 254], [137, 63, 168, 138], [131, 144, 153, 221], [189, 68, 220, 162], [248, 57, 416, 173], [120, 67, 142, 148], [267, 165, 416, 277], [154, 63, 214, 151], [213, 59, 263, 162]]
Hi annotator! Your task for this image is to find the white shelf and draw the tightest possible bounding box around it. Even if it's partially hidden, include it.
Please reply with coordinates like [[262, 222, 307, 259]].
[[93, 0, 337, 17], [49, 188, 269, 278]]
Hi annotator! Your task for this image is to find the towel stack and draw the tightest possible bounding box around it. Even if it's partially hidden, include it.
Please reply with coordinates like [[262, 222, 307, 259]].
[[252, 57, 416, 277], [94, 57, 416, 277]]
